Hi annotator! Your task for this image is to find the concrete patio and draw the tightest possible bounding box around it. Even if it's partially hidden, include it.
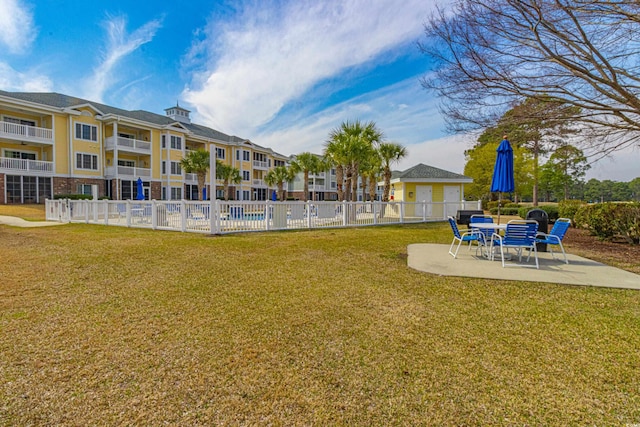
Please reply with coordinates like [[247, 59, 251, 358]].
[[408, 243, 640, 290]]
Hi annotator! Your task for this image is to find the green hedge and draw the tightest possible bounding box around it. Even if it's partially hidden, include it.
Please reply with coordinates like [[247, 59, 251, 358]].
[[574, 202, 640, 244], [558, 200, 586, 225], [53, 194, 93, 200], [489, 207, 520, 216]]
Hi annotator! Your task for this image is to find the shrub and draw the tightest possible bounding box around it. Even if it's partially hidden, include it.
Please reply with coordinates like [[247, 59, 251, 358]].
[[489, 207, 520, 216], [487, 199, 512, 210], [574, 202, 640, 244], [53, 194, 93, 200], [504, 202, 521, 208], [559, 200, 586, 225]]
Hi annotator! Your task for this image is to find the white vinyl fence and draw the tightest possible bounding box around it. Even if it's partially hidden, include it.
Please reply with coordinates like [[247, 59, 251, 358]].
[[46, 199, 481, 235]]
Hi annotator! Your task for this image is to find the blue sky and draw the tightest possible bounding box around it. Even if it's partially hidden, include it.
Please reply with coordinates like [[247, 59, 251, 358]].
[[0, 0, 636, 181]]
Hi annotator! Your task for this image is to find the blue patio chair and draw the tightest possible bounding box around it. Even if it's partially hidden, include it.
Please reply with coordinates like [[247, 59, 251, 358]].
[[536, 218, 571, 264], [448, 216, 483, 258], [469, 214, 494, 246], [490, 220, 539, 268]]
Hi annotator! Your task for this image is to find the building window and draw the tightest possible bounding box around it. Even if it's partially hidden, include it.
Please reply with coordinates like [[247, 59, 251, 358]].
[[117, 160, 135, 167], [161, 135, 166, 148], [243, 150, 250, 161], [171, 187, 182, 200], [75, 123, 98, 141], [170, 135, 182, 149], [170, 161, 182, 175], [162, 161, 166, 174], [78, 184, 93, 195], [242, 170, 250, 181], [243, 190, 250, 200], [216, 147, 225, 159], [76, 153, 98, 170]]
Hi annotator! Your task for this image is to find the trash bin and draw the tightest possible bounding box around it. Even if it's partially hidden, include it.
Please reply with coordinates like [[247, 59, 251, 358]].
[[526, 209, 548, 252]]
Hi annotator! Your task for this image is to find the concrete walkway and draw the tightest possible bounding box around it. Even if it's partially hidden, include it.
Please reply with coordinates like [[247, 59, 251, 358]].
[[408, 243, 640, 290], [0, 215, 65, 228]]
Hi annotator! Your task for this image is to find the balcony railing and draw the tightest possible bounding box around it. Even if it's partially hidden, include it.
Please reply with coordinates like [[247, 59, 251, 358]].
[[185, 173, 198, 183], [253, 179, 266, 187], [0, 157, 54, 174], [105, 136, 151, 153], [105, 165, 151, 179], [253, 160, 269, 169], [0, 122, 53, 144]]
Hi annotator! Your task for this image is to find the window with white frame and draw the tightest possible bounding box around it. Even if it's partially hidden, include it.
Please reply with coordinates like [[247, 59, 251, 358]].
[[170, 161, 182, 175], [243, 190, 250, 200], [78, 184, 93, 195], [243, 150, 250, 161], [171, 187, 182, 199], [170, 135, 182, 149], [216, 147, 225, 159], [75, 123, 98, 141], [118, 160, 135, 167], [76, 153, 98, 170], [161, 135, 166, 148], [242, 170, 250, 181], [236, 150, 241, 160]]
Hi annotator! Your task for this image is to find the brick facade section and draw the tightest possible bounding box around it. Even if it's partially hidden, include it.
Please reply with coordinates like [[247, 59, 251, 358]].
[[0, 174, 4, 204], [53, 177, 105, 198]]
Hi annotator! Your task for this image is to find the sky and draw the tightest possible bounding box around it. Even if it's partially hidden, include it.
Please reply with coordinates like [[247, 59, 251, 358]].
[[0, 0, 637, 182]]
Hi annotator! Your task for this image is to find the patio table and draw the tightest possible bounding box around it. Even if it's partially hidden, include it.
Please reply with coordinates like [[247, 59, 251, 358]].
[[470, 223, 507, 259]]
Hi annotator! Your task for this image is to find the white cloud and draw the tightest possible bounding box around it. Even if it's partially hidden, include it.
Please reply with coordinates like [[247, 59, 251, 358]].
[[183, 0, 438, 136], [0, 62, 52, 91], [83, 15, 162, 102], [0, 0, 36, 54]]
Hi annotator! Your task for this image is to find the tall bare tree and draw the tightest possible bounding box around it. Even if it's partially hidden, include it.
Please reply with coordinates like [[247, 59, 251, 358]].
[[420, 0, 640, 158]]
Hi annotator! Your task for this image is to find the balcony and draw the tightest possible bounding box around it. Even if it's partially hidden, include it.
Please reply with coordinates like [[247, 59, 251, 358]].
[[253, 160, 269, 170], [0, 157, 54, 175], [252, 179, 266, 187], [105, 136, 151, 154], [0, 122, 53, 145], [185, 173, 198, 183], [105, 165, 151, 179]]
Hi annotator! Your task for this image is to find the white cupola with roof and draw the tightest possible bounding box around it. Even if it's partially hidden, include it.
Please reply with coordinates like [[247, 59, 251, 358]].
[[165, 102, 191, 124]]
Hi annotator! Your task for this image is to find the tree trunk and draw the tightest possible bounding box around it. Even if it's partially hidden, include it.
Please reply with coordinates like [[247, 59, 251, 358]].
[[336, 165, 344, 201], [197, 173, 206, 201]]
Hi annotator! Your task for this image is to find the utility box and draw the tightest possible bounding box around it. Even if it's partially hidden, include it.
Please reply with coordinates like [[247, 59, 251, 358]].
[[526, 209, 549, 252]]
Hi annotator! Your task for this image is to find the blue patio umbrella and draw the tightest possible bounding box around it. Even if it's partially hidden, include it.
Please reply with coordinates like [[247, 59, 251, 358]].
[[136, 177, 145, 200], [490, 137, 515, 223]]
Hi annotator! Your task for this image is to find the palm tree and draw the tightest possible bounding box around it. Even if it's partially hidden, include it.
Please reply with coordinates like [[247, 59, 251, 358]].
[[326, 120, 383, 201], [180, 149, 210, 201], [324, 132, 350, 201], [378, 142, 407, 202], [360, 147, 382, 202], [290, 152, 325, 201], [216, 163, 241, 200], [264, 166, 294, 201]]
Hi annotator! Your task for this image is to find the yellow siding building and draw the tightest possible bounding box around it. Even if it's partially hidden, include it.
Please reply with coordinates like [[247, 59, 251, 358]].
[[0, 91, 288, 204]]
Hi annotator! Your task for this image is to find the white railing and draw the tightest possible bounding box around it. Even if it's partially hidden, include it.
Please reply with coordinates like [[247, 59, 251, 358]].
[[46, 199, 482, 235], [0, 157, 54, 174], [105, 165, 152, 178], [105, 136, 151, 152], [185, 173, 198, 183], [0, 122, 53, 144], [253, 160, 269, 169], [252, 179, 266, 186]]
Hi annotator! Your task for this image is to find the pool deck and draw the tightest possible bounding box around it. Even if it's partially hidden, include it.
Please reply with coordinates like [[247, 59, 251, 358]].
[[408, 243, 640, 290]]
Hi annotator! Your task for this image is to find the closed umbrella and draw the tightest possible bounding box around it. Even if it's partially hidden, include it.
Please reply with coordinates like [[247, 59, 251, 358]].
[[490, 137, 515, 224], [136, 178, 145, 200]]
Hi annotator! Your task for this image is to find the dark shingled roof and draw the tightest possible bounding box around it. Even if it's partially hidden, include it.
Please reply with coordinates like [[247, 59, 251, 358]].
[[0, 90, 238, 142], [391, 163, 471, 180]]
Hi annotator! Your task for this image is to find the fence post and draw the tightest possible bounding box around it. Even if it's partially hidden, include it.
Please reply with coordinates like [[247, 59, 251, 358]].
[[104, 199, 109, 225], [399, 202, 405, 224], [373, 201, 378, 225], [126, 200, 132, 227], [265, 201, 271, 231], [209, 198, 215, 234], [306, 200, 312, 229], [423, 200, 427, 222], [181, 200, 187, 232], [342, 200, 347, 226], [152, 200, 157, 229]]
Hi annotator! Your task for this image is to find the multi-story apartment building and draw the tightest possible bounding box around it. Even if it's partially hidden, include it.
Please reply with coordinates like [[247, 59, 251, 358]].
[[0, 90, 288, 204], [287, 153, 338, 201]]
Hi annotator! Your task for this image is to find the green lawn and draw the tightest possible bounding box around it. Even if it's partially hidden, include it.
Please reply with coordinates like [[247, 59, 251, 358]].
[[1, 208, 639, 425]]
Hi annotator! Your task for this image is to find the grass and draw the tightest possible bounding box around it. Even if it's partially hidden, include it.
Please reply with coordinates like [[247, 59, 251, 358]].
[[1, 206, 640, 425]]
